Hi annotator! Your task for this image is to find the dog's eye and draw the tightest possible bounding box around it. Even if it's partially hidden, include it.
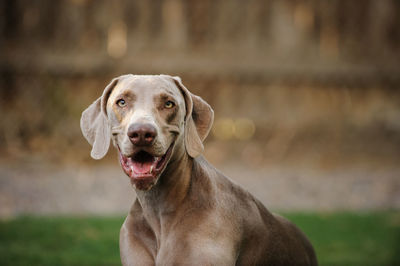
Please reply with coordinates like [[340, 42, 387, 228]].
[[116, 99, 126, 107], [164, 100, 175, 109]]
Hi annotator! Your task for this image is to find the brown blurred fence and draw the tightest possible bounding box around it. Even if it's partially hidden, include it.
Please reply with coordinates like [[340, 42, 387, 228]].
[[1, 0, 400, 167], [1, 0, 400, 77]]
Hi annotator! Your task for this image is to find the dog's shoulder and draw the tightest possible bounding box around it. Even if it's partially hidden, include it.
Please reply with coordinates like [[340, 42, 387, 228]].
[[191, 156, 275, 229]]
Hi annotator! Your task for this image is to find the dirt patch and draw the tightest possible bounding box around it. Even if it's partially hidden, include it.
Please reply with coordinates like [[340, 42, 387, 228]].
[[1, 158, 398, 218]]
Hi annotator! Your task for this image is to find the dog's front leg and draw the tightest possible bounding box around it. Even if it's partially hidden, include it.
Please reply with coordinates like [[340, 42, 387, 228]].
[[120, 216, 155, 266]]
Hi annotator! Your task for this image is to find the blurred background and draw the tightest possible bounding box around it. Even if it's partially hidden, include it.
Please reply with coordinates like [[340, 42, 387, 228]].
[[0, 0, 399, 265]]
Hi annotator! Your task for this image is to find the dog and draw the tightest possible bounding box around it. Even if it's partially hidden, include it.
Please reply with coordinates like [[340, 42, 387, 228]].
[[81, 74, 317, 265]]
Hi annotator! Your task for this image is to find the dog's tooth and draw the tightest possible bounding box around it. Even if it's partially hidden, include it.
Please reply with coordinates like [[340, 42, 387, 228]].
[[150, 165, 154, 174], [130, 166, 134, 173]]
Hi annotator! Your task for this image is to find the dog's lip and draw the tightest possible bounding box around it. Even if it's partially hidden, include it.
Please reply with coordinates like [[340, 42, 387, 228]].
[[118, 142, 175, 182]]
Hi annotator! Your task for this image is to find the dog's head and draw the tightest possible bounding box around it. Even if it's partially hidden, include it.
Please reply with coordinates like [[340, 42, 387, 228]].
[[80, 74, 214, 190]]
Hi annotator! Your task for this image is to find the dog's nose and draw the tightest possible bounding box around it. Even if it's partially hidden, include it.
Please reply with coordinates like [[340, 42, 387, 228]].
[[127, 123, 157, 146]]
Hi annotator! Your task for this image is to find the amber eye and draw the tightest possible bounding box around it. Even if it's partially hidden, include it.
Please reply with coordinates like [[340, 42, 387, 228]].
[[164, 100, 175, 109], [116, 99, 126, 107]]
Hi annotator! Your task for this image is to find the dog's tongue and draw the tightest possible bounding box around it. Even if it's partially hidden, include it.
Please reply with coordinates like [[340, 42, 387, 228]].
[[131, 160, 154, 174], [119, 150, 166, 179], [122, 151, 159, 176]]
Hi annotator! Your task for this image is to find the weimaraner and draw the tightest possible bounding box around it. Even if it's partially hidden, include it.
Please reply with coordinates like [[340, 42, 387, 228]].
[[81, 74, 317, 266]]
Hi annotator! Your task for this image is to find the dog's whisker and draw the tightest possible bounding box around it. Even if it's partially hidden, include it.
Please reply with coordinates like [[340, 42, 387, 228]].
[[112, 129, 124, 135], [112, 126, 123, 131]]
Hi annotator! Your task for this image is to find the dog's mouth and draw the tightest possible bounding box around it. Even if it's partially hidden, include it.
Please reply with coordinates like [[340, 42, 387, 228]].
[[118, 143, 174, 190]]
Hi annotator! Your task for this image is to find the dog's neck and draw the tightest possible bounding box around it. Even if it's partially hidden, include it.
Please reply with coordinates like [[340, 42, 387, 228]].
[[134, 145, 193, 230]]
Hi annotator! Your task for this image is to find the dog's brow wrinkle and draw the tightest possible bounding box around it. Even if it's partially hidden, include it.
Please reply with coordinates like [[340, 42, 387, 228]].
[[159, 92, 175, 99], [118, 90, 136, 99], [161, 88, 175, 95]]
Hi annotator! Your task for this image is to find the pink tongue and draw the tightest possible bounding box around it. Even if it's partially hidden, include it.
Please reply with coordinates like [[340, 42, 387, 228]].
[[131, 160, 154, 174]]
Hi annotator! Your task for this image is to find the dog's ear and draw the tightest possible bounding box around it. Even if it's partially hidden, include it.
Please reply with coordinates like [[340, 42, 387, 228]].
[[80, 78, 119, 159], [172, 76, 214, 158]]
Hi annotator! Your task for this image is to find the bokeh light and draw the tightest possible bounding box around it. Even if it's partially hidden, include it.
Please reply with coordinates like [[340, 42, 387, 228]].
[[107, 21, 127, 59], [234, 118, 256, 140]]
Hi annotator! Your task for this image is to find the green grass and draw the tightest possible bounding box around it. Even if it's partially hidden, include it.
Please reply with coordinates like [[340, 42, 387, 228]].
[[0, 216, 125, 266], [284, 212, 400, 266], [0, 212, 399, 265]]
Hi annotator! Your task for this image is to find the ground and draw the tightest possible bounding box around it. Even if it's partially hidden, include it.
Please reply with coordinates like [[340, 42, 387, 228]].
[[0, 212, 399, 265]]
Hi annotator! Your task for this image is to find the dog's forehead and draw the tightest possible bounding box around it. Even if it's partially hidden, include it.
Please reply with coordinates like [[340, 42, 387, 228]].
[[114, 75, 181, 98]]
